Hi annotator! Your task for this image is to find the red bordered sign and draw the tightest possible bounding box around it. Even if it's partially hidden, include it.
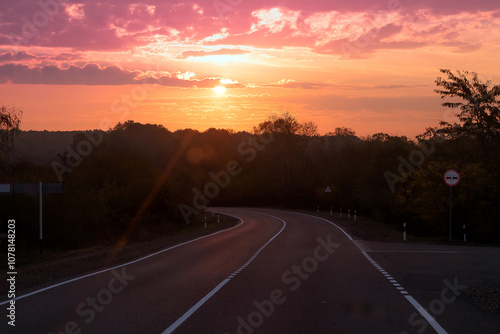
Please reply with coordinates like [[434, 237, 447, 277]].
[[443, 169, 460, 186]]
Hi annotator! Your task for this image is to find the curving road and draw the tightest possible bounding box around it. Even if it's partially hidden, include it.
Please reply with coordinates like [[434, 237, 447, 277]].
[[2, 208, 500, 333]]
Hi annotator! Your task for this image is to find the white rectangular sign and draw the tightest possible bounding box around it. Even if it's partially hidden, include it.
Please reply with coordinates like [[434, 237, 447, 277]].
[[0, 184, 11, 193]]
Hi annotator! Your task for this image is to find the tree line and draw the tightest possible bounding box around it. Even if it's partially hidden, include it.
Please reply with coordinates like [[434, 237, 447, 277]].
[[1, 69, 499, 252]]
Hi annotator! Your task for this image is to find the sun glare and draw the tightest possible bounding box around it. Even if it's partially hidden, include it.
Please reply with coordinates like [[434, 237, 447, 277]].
[[213, 86, 226, 94]]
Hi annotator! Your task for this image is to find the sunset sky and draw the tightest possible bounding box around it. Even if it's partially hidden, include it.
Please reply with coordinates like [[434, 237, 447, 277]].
[[1, 0, 499, 138]]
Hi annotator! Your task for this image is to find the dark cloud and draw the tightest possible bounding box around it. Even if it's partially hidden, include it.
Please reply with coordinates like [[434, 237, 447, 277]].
[[263, 79, 429, 90], [0, 51, 37, 62], [263, 80, 332, 89], [0, 62, 240, 87], [0, 63, 138, 85]]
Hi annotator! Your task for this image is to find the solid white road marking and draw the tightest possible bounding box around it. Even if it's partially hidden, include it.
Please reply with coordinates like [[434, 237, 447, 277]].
[[362, 250, 448, 333], [0, 217, 245, 306], [162, 212, 287, 334], [284, 211, 353, 241], [162, 278, 231, 334], [282, 209, 449, 333], [279, 210, 449, 332], [405, 295, 448, 334], [366, 250, 475, 254]]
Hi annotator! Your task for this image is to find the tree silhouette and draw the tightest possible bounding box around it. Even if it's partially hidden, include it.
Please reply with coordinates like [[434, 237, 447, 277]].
[[434, 69, 500, 146], [0, 104, 23, 171], [327, 127, 356, 137]]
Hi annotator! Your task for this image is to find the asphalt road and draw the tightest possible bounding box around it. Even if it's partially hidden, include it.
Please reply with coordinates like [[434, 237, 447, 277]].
[[1, 208, 499, 333]]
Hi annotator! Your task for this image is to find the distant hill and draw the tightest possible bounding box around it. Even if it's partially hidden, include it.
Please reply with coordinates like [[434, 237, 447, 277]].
[[11, 130, 80, 166]]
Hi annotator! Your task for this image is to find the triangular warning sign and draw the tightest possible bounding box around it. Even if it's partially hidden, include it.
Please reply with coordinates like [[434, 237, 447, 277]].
[[325, 186, 331, 192]]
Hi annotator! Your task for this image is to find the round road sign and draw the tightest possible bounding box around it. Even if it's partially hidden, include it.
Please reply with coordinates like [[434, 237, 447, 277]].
[[443, 169, 460, 186]]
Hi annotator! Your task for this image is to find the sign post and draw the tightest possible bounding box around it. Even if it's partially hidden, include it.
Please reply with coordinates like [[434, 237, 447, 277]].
[[1, 182, 62, 254], [324, 186, 332, 215], [40, 182, 43, 254], [443, 170, 460, 242]]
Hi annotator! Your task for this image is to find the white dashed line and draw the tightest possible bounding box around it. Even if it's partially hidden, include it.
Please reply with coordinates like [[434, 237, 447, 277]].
[[360, 250, 448, 333], [162, 212, 287, 334], [279, 211, 449, 333]]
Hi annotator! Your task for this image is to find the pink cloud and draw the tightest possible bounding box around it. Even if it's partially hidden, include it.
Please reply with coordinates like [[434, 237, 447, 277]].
[[313, 23, 409, 58], [0, 1, 498, 58], [211, 9, 499, 58], [205, 26, 313, 49], [1, 1, 219, 50], [175, 48, 249, 59]]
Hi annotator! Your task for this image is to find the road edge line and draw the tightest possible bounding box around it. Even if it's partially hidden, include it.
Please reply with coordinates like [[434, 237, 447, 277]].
[[280, 211, 353, 241], [277, 210, 448, 334], [162, 212, 287, 334], [0, 216, 244, 306], [404, 295, 448, 334]]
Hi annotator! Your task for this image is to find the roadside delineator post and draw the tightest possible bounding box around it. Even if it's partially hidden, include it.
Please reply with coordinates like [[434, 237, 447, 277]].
[[403, 222, 407, 241], [204, 217, 207, 228], [463, 224, 466, 243], [354, 210, 357, 221], [330, 207, 332, 216], [217, 214, 220, 223]]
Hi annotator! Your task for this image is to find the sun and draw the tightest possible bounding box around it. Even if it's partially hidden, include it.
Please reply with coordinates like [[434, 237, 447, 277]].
[[213, 86, 226, 94]]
